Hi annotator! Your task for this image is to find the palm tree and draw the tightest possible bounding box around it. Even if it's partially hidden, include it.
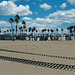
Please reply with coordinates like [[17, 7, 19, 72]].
[[22, 21, 26, 40], [61, 28, 63, 32], [30, 28, 36, 41], [73, 26, 75, 40], [47, 29, 49, 33], [33, 27, 36, 36], [7, 30, 9, 34], [25, 29, 27, 32], [19, 26, 22, 40], [22, 21, 26, 33], [10, 29, 11, 32], [15, 14, 20, 36], [31, 28, 34, 35], [67, 27, 71, 34], [70, 26, 73, 29], [51, 29, 54, 33], [22, 21, 26, 25], [73, 26, 75, 34], [9, 18, 14, 40], [42, 29, 44, 35], [42, 29, 44, 33], [67, 26, 73, 40], [47, 29, 50, 37], [56, 28, 58, 34], [0, 30, 1, 33], [69, 26, 73, 34], [29, 27, 31, 33], [4, 31, 6, 34], [33, 27, 36, 30], [61, 29, 63, 34], [12, 29, 15, 40], [42, 29, 45, 40], [50, 29, 54, 40], [36, 30, 38, 36]]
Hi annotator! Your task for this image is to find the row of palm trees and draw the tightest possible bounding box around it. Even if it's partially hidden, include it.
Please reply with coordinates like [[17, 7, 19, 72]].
[[67, 26, 75, 35], [1, 25, 75, 36], [41, 28, 63, 34], [0, 27, 66, 36], [0, 28, 64, 34]]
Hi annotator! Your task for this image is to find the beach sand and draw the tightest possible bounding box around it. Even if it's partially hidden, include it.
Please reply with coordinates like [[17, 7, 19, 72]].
[[0, 41, 75, 75]]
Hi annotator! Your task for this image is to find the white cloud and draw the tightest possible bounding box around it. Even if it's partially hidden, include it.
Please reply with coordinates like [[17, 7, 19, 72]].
[[60, 3, 66, 9], [0, 1, 32, 16], [25, 9, 75, 31], [67, 0, 75, 5], [25, 17, 59, 31], [46, 9, 75, 25], [0, 21, 11, 27], [22, 17, 32, 20], [40, 3, 52, 11], [35, 12, 38, 14]]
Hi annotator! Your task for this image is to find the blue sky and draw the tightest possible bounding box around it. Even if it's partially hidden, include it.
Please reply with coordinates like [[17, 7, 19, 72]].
[[0, 0, 75, 34]]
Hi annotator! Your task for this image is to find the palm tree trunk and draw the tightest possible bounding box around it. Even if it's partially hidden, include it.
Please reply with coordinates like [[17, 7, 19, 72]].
[[20, 31, 21, 39], [11, 23, 14, 41], [16, 23, 17, 37], [22, 30, 23, 41]]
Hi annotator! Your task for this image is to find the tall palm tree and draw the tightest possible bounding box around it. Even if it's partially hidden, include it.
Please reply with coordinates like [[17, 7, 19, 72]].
[[21, 29, 23, 40], [13, 29, 14, 37], [22, 21, 26, 40], [15, 14, 20, 36], [19, 26, 22, 39], [22, 21, 26, 32], [36, 30, 38, 36], [9, 18, 14, 40], [51, 29, 54, 33]]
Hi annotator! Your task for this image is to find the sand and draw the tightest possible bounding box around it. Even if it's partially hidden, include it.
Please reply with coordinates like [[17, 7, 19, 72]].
[[0, 41, 75, 75]]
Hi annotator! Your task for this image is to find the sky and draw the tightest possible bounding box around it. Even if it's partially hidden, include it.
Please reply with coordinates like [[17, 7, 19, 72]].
[[0, 0, 75, 34]]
